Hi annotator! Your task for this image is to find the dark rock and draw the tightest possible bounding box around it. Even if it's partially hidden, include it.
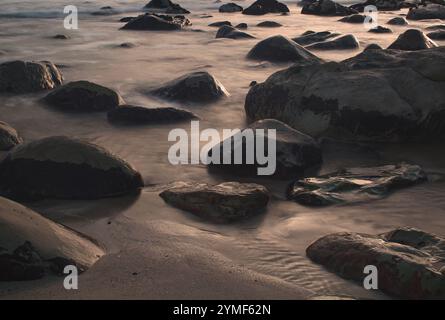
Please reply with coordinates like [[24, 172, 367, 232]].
[[0, 121, 22, 151], [107, 105, 198, 124], [425, 24, 445, 31], [247, 35, 323, 63], [306, 34, 360, 50], [144, 0, 190, 14], [292, 31, 340, 46], [53, 34, 70, 40], [120, 16, 135, 22], [209, 21, 232, 27], [121, 13, 191, 31], [160, 181, 270, 222], [0, 242, 45, 281], [216, 25, 255, 39], [364, 43, 383, 51], [208, 119, 322, 179], [387, 29, 437, 50], [257, 21, 282, 27], [235, 23, 248, 29], [0, 60, 63, 94], [0, 136, 144, 201], [244, 47, 445, 141], [301, 0, 357, 16], [407, 4, 445, 20], [427, 30, 445, 39], [306, 227, 445, 299], [387, 16, 408, 25], [350, 0, 415, 12], [368, 25, 392, 33], [338, 14, 368, 23], [288, 163, 427, 206], [44, 80, 124, 112], [250, 80, 258, 86], [150, 71, 229, 103], [91, 6, 118, 16], [242, 0, 290, 15], [118, 42, 137, 48], [219, 3, 243, 12]]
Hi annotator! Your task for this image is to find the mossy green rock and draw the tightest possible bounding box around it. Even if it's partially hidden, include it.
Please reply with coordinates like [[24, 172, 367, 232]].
[[306, 227, 445, 299]]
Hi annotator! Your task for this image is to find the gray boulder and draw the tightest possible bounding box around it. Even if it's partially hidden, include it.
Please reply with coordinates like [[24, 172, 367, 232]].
[[306, 227, 445, 299], [160, 181, 270, 222], [292, 31, 340, 46], [301, 0, 357, 16], [364, 43, 383, 51], [216, 25, 255, 39], [247, 35, 323, 63], [425, 24, 445, 31], [387, 16, 408, 25], [0, 136, 144, 201], [143, 0, 190, 14], [0, 60, 63, 94], [306, 34, 360, 50], [44, 81, 124, 112], [407, 4, 445, 20], [368, 25, 392, 33], [0, 121, 22, 151], [219, 3, 243, 12], [209, 21, 232, 27], [121, 13, 191, 30], [244, 47, 445, 141], [150, 71, 229, 103], [388, 29, 437, 50], [427, 30, 445, 40], [242, 0, 290, 15], [338, 14, 367, 23], [107, 105, 197, 124]]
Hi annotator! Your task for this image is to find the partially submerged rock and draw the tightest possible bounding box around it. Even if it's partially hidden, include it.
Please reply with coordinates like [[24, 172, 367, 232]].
[[143, 0, 190, 14], [364, 43, 383, 51], [0, 121, 22, 151], [288, 163, 427, 206], [387, 29, 437, 50], [0, 136, 144, 201], [150, 71, 229, 103], [242, 0, 290, 15], [306, 227, 445, 299], [208, 119, 322, 179], [426, 24, 445, 31], [121, 13, 191, 31], [338, 14, 367, 23], [160, 181, 270, 222], [53, 34, 70, 40], [235, 23, 248, 29], [256, 21, 282, 27], [427, 30, 445, 40], [387, 16, 408, 25], [44, 80, 124, 112], [0, 60, 63, 94], [407, 4, 445, 20], [247, 35, 323, 63], [209, 21, 232, 27], [219, 3, 243, 12], [350, 0, 415, 12], [0, 196, 104, 281], [244, 47, 445, 141], [293, 31, 340, 46], [91, 6, 118, 16], [107, 105, 197, 124], [301, 0, 357, 16], [216, 25, 255, 39], [306, 34, 360, 50], [368, 25, 392, 33]]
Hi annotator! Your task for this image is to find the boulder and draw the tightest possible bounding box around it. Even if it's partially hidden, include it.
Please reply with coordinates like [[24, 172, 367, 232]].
[[209, 21, 232, 27], [207, 119, 322, 179], [216, 25, 255, 39], [160, 181, 270, 222], [256, 21, 282, 27], [121, 13, 191, 30], [0, 196, 104, 281], [0, 60, 63, 94], [107, 105, 197, 124], [0, 121, 22, 151], [306, 34, 360, 50], [143, 0, 190, 14], [235, 23, 248, 29], [338, 14, 367, 23], [425, 24, 445, 31], [44, 80, 124, 112], [427, 30, 445, 39], [247, 35, 323, 63], [150, 71, 229, 103], [287, 163, 427, 206], [364, 43, 383, 51], [306, 227, 445, 299], [0, 136, 144, 201], [387, 16, 408, 25], [368, 25, 392, 33], [242, 0, 290, 15], [53, 34, 70, 40], [244, 47, 445, 141], [350, 0, 415, 12], [387, 29, 437, 50], [407, 4, 445, 20], [292, 31, 340, 46], [120, 16, 135, 22], [219, 3, 243, 12], [301, 0, 357, 16], [91, 6, 118, 16]]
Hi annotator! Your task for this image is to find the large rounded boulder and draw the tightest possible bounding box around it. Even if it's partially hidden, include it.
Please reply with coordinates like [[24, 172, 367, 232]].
[[150, 71, 229, 103], [143, 0, 190, 14], [0, 121, 22, 151], [0, 196, 104, 281], [387, 29, 437, 51], [0, 136, 144, 201], [292, 31, 340, 46], [242, 0, 289, 15], [43, 80, 124, 112], [107, 105, 197, 124], [247, 35, 323, 63], [216, 25, 255, 39], [219, 3, 243, 12], [407, 4, 445, 20], [0, 60, 63, 94], [306, 34, 360, 50]]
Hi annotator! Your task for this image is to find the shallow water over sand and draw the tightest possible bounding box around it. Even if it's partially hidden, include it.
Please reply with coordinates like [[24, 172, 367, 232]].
[[0, 0, 444, 299]]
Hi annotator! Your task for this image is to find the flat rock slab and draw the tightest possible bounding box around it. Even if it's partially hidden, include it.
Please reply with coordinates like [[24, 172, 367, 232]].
[[160, 181, 270, 222], [216, 25, 255, 39], [306, 227, 445, 299], [107, 105, 197, 124], [0, 196, 104, 281], [287, 163, 427, 206], [293, 31, 340, 46], [301, 0, 357, 16], [0, 121, 22, 151], [407, 4, 445, 20], [306, 34, 359, 50]]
